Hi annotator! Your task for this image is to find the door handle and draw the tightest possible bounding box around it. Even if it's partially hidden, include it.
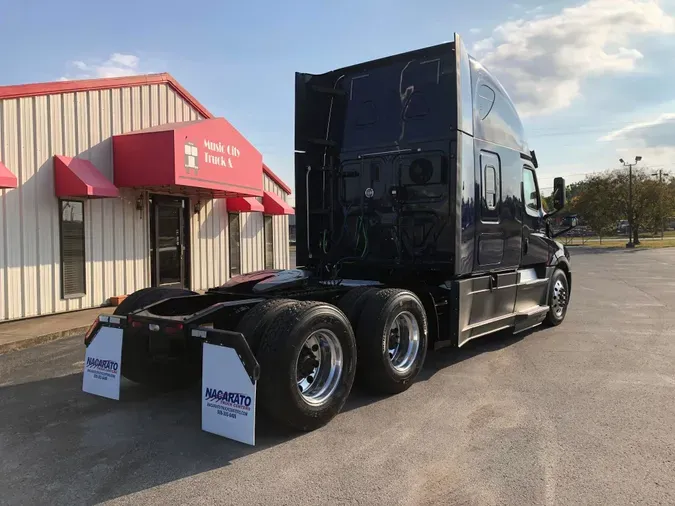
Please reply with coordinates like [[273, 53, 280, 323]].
[[489, 273, 498, 291]]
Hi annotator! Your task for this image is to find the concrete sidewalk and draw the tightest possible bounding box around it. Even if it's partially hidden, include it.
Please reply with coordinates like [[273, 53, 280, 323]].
[[0, 307, 115, 354]]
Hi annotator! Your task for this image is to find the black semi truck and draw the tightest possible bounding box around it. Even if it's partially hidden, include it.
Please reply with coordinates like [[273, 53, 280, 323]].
[[84, 34, 572, 433]]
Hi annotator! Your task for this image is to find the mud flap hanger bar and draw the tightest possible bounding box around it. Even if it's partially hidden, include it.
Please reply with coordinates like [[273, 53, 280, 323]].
[[191, 327, 260, 385], [84, 314, 127, 347]]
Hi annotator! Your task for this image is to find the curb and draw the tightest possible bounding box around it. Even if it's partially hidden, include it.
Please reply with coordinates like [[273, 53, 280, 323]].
[[0, 325, 90, 355]]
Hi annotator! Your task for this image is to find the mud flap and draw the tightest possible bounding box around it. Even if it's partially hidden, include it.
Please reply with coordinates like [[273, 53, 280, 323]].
[[82, 316, 125, 400], [196, 328, 260, 446]]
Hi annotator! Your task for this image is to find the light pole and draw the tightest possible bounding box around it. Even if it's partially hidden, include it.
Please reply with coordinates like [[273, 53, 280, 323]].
[[652, 169, 670, 240], [620, 156, 642, 248]]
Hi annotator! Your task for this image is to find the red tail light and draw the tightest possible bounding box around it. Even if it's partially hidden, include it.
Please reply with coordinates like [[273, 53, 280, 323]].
[[164, 323, 184, 334]]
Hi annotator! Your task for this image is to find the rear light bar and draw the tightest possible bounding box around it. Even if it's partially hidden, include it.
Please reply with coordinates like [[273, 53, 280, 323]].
[[84, 314, 125, 346], [126, 315, 184, 334]]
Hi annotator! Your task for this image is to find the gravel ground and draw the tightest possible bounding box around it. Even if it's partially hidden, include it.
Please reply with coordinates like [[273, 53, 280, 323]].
[[1, 247, 674, 506]]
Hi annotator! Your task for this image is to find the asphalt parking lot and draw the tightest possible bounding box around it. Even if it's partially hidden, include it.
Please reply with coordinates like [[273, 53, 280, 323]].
[[1, 247, 674, 506]]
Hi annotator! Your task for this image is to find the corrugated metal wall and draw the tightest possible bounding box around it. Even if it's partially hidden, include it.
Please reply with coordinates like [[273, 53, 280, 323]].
[[0, 83, 291, 322], [190, 197, 228, 292], [0, 84, 203, 321], [189, 174, 291, 292], [264, 176, 291, 270]]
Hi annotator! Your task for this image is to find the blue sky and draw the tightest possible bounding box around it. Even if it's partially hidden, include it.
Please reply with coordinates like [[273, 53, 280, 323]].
[[2, 0, 675, 198]]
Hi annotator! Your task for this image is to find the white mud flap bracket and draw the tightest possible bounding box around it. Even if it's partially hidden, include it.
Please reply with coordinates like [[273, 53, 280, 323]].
[[195, 327, 260, 446], [82, 315, 126, 400]]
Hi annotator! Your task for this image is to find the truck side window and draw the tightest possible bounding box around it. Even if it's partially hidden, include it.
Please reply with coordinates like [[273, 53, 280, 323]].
[[485, 165, 497, 210], [522, 168, 540, 213], [480, 152, 501, 222]]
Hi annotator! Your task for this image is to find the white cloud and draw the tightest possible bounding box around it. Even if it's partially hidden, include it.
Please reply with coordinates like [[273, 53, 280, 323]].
[[600, 113, 675, 167], [61, 52, 146, 80], [599, 113, 675, 142], [469, 27, 482, 34], [472, 0, 675, 117]]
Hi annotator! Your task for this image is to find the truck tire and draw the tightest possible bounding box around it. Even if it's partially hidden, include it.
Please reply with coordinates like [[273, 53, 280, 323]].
[[235, 298, 298, 353], [256, 301, 357, 431], [544, 268, 569, 327], [113, 287, 198, 389], [354, 288, 428, 395], [337, 286, 379, 331]]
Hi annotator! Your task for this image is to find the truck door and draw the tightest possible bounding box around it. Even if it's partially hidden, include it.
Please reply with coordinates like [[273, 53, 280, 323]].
[[520, 166, 548, 267], [476, 151, 504, 267]]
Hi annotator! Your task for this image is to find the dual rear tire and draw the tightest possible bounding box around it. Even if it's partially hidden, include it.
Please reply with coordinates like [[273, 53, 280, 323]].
[[234, 288, 429, 432], [339, 288, 429, 395], [240, 301, 357, 431]]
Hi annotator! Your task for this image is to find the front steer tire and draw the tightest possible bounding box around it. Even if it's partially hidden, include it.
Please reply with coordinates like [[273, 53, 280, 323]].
[[113, 287, 198, 390], [355, 289, 428, 395], [544, 268, 570, 327], [256, 301, 357, 432]]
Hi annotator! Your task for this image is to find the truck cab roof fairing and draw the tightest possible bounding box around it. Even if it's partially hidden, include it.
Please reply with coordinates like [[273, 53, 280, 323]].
[[467, 55, 530, 154]]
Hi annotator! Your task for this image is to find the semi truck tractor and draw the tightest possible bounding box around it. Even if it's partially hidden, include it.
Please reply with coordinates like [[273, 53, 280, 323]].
[[83, 34, 572, 436]]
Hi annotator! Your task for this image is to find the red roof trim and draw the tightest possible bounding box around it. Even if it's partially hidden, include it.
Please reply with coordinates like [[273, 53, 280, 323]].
[[0, 73, 212, 119], [0, 73, 293, 195], [0, 161, 18, 189], [263, 163, 292, 195], [262, 190, 295, 215]]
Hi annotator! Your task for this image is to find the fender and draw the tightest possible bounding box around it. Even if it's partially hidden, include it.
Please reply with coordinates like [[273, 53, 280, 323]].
[[546, 240, 572, 302]]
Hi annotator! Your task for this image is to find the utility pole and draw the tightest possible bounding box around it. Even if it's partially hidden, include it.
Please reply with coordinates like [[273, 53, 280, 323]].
[[652, 169, 670, 240], [620, 156, 642, 248]]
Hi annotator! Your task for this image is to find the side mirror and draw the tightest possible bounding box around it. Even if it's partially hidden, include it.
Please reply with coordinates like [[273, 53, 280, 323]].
[[553, 177, 566, 210]]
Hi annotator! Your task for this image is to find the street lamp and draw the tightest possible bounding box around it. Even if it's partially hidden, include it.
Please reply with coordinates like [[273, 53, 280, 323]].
[[620, 156, 642, 248]]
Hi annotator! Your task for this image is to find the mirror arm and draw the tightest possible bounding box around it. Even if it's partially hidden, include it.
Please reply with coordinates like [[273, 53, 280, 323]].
[[543, 207, 561, 220]]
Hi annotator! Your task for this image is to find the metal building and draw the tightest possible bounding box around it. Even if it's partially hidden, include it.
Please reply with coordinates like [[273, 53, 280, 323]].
[[0, 73, 294, 322]]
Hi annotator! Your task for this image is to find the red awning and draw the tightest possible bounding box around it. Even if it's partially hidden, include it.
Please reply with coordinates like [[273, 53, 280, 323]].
[[227, 197, 264, 213], [263, 191, 294, 215], [54, 156, 120, 198], [0, 161, 17, 189], [112, 118, 263, 198]]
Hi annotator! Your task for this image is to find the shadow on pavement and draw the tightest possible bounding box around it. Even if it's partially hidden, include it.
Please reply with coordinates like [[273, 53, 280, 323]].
[[0, 373, 300, 505], [0, 325, 529, 505], [342, 326, 530, 412]]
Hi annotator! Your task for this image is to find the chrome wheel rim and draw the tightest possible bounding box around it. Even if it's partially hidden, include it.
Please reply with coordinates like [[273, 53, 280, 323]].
[[387, 311, 420, 374], [296, 329, 343, 407], [552, 279, 568, 318]]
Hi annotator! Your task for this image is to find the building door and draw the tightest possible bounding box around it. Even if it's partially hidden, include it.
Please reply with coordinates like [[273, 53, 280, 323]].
[[149, 195, 190, 288]]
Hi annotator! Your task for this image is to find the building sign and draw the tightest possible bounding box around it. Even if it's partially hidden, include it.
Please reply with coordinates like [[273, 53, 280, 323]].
[[113, 117, 264, 197], [201, 140, 241, 169], [184, 142, 199, 174]]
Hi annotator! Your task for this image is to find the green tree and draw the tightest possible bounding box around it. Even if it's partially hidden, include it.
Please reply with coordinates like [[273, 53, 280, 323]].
[[610, 168, 661, 244], [562, 168, 668, 244], [569, 173, 616, 241], [649, 173, 675, 236]]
